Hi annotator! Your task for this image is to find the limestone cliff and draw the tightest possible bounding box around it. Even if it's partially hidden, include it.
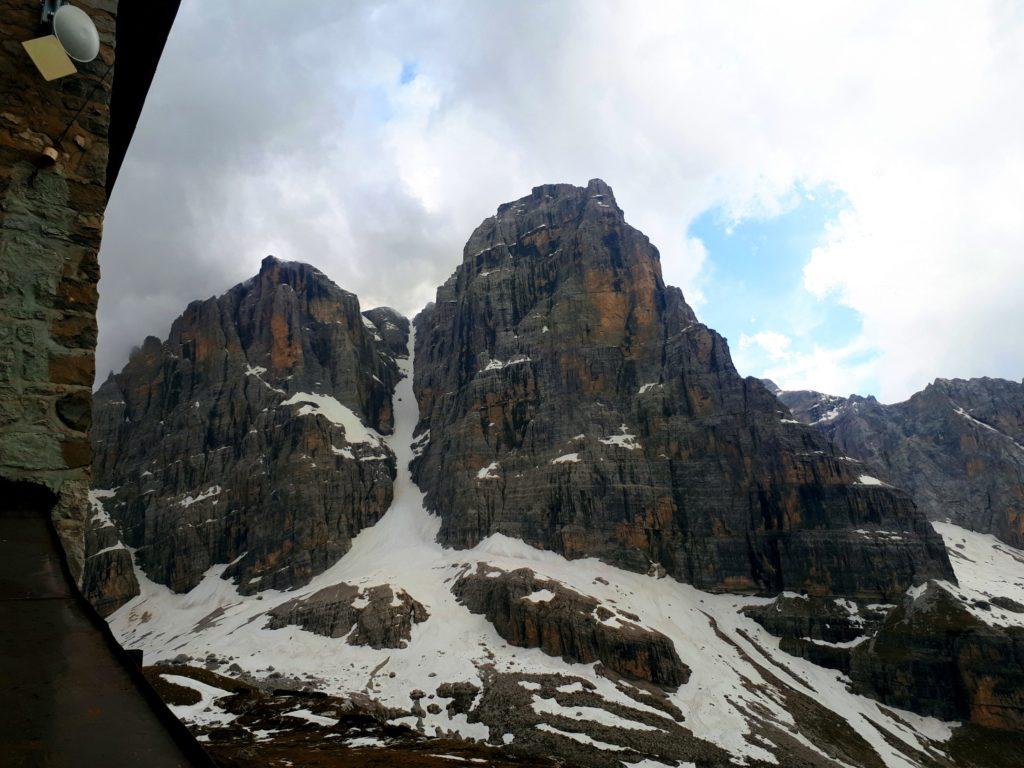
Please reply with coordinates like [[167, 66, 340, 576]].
[[411, 180, 953, 600], [86, 257, 406, 613], [777, 377, 1024, 548]]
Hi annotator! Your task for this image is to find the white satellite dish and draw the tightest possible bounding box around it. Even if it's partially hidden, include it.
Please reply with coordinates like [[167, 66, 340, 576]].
[[23, 2, 100, 81], [52, 4, 100, 63]]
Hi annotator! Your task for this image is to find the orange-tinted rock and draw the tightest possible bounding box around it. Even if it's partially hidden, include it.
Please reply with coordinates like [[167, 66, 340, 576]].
[[779, 377, 1024, 549], [849, 583, 1024, 731], [49, 353, 94, 386], [453, 564, 688, 687], [412, 180, 953, 600], [87, 257, 408, 610]]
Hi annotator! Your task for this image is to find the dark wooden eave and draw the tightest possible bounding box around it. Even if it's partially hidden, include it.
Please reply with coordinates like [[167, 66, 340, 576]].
[[105, 0, 181, 197]]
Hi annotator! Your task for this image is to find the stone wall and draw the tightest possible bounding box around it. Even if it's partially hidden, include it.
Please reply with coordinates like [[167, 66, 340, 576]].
[[0, 0, 118, 581]]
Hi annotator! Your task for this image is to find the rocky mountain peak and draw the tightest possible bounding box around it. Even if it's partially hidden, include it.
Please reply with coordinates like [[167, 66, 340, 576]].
[[87, 260, 408, 612], [413, 183, 952, 599], [463, 179, 627, 264]]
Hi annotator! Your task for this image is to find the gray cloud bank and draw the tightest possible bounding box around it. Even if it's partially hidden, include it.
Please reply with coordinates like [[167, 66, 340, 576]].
[[98, 1, 1024, 401]]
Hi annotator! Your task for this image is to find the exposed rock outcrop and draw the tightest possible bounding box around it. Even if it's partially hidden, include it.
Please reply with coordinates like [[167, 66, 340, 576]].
[[265, 582, 428, 649], [81, 490, 139, 617], [434, 681, 480, 717], [849, 582, 1024, 731], [453, 564, 689, 686], [776, 377, 1024, 548], [412, 180, 953, 600], [744, 594, 889, 673], [362, 307, 411, 362], [87, 257, 405, 610]]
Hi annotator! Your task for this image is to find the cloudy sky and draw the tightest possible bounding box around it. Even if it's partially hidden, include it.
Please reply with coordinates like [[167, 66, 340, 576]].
[[99, 0, 1024, 402]]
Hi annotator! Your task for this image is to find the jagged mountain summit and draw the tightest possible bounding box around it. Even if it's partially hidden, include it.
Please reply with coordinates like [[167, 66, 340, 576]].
[[96, 184, 1024, 767], [86, 256, 408, 615], [774, 377, 1024, 548], [411, 179, 951, 599]]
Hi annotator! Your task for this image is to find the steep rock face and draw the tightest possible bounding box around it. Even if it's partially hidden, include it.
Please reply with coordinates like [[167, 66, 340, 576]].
[[265, 582, 428, 649], [87, 257, 404, 610], [777, 377, 1024, 548], [743, 594, 890, 674], [412, 180, 952, 600], [453, 564, 689, 686], [849, 582, 1024, 731], [81, 490, 139, 617], [362, 307, 411, 362]]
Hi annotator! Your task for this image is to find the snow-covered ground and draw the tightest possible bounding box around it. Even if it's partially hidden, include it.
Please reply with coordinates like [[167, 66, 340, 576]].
[[931, 522, 1024, 629], [107, 336, 1024, 766]]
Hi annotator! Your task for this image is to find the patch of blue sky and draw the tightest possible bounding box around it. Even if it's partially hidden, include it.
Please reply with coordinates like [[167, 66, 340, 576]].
[[362, 86, 394, 124], [347, 61, 418, 129], [400, 60, 418, 85], [688, 184, 878, 393]]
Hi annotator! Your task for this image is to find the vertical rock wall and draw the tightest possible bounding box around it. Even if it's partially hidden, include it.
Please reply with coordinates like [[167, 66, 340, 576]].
[[779, 378, 1024, 548], [412, 180, 953, 600], [88, 258, 407, 611]]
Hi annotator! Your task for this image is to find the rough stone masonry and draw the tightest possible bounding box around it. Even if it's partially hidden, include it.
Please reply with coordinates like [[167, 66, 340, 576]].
[[0, 0, 119, 580]]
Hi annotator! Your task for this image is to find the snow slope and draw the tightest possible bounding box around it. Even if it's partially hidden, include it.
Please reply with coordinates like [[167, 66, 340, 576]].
[[109, 334, 1018, 767]]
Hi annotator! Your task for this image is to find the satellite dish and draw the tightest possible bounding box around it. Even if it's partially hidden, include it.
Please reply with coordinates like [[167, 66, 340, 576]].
[[52, 4, 99, 63]]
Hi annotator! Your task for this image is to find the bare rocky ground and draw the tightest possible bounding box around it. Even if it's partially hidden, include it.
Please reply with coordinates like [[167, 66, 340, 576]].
[[144, 664, 557, 768]]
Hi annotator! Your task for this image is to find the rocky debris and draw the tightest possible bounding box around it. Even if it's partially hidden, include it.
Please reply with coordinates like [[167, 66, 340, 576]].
[[88, 257, 406, 610], [144, 665, 551, 768], [435, 681, 480, 717], [265, 582, 428, 649], [412, 179, 953, 600], [776, 377, 1024, 548], [849, 582, 1024, 731], [452, 564, 688, 687], [468, 670, 731, 768]]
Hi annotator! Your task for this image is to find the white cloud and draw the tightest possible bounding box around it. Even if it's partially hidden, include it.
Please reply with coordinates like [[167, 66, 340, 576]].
[[735, 331, 878, 397], [739, 331, 793, 362], [750, 339, 879, 399], [100, 0, 1024, 401]]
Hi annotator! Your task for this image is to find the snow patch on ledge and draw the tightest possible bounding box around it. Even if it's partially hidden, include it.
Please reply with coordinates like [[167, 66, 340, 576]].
[[551, 453, 580, 464], [856, 474, 886, 486], [476, 461, 500, 480], [482, 355, 531, 372], [522, 588, 556, 604], [244, 365, 285, 394], [180, 485, 221, 508], [281, 392, 382, 445], [599, 424, 641, 450]]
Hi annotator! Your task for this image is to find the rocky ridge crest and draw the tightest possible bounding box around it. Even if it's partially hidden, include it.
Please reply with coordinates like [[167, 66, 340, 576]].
[[776, 376, 1024, 548], [411, 179, 953, 600], [86, 256, 408, 613]]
